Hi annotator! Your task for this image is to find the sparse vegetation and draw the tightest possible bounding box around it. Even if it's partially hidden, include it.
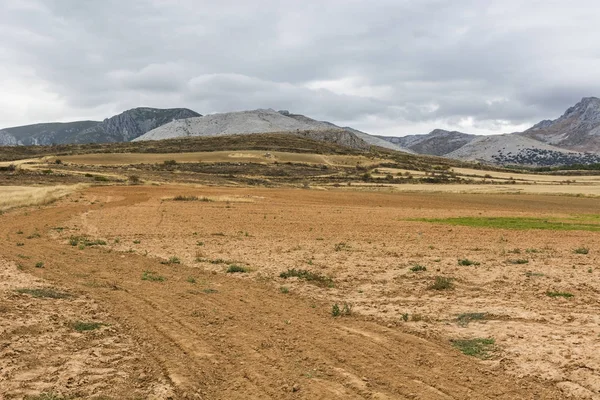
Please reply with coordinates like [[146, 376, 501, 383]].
[[16, 288, 70, 299], [69, 236, 107, 247], [410, 264, 427, 272], [507, 259, 529, 264], [573, 247, 589, 254], [334, 242, 350, 251], [525, 271, 545, 277], [428, 276, 453, 290], [458, 259, 480, 266], [71, 321, 104, 332], [419, 217, 600, 232], [457, 312, 487, 326], [451, 338, 495, 359], [280, 286, 289, 294], [161, 256, 181, 265], [226, 264, 248, 273], [35, 261, 44, 268], [280, 268, 334, 287], [332, 302, 352, 317], [141, 271, 165, 282], [546, 291, 574, 298]]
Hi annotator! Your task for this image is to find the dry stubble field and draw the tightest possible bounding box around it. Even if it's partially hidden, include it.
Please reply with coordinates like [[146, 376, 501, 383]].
[[1, 182, 599, 399]]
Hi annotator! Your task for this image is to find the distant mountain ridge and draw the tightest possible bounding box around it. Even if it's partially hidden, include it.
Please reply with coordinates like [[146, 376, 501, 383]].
[[0, 107, 201, 145], [379, 97, 600, 166], [134, 108, 412, 152]]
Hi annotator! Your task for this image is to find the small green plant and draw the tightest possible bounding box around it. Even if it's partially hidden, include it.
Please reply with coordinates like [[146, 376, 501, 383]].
[[26, 232, 41, 239], [507, 259, 529, 264], [525, 271, 544, 277], [133, 240, 141, 244], [16, 242, 24, 247], [280, 286, 290, 294], [451, 338, 495, 359], [16, 288, 70, 299], [525, 248, 540, 253], [428, 276, 453, 290], [410, 264, 427, 272], [573, 247, 589, 255], [457, 312, 487, 326], [16, 230, 23, 234], [332, 302, 352, 317], [69, 236, 107, 247], [401, 313, 409, 322], [186, 277, 197, 284], [161, 256, 181, 265], [141, 271, 165, 282], [203, 288, 218, 294], [546, 291, 574, 298], [71, 321, 104, 332], [226, 264, 248, 273], [334, 242, 349, 251], [93, 175, 110, 182], [196, 241, 204, 246], [507, 248, 521, 254], [35, 262, 44, 268], [458, 259, 480, 266], [279, 268, 334, 287]]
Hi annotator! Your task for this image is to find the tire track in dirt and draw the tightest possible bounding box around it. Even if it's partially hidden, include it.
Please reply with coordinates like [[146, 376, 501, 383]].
[[0, 186, 565, 399]]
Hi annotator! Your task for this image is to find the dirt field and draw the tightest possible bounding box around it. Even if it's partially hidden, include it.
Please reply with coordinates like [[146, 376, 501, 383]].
[[2, 183, 600, 399]]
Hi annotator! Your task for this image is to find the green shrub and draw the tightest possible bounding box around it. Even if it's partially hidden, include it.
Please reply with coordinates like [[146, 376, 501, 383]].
[[279, 268, 333, 287], [410, 264, 427, 272], [573, 247, 589, 254], [226, 265, 248, 273], [451, 338, 495, 359], [428, 276, 453, 290]]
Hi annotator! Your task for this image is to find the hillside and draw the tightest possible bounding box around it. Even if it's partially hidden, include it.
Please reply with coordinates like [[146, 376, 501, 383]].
[[135, 109, 411, 152], [521, 97, 600, 152], [0, 107, 200, 145], [379, 129, 476, 156]]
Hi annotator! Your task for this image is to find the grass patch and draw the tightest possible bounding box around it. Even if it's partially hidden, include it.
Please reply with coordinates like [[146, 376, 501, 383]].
[[428, 276, 453, 290], [573, 247, 589, 254], [506, 259, 529, 264], [186, 276, 196, 284], [332, 302, 352, 317], [16, 288, 70, 299], [71, 321, 104, 331], [69, 236, 107, 247], [525, 271, 545, 277], [93, 175, 110, 182], [35, 261, 44, 268], [409, 264, 427, 272], [417, 217, 600, 232], [226, 264, 248, 273], [546, 291, 574, 298], [161, 256, 181, 265], [173, 195, 212, 202], [141, 271, 165, 282], [280, 286, 289, 294], [457, 312, 487, 326], [279, 268, 334, 287], [458, 259, 480, 266], [451, 338, 495, 359]]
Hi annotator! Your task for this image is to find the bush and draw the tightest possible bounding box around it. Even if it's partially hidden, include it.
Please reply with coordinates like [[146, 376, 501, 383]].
[[428, 276, 453, 290], [226, 264, 248, 273], [573, 247, 589, 255], [280, 268, 333, 287], [458, 259, 480, 266], [410, 264, 427, 272]]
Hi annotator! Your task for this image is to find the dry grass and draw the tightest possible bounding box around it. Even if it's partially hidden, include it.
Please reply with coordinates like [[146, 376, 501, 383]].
[[0, 185, 84, 212]]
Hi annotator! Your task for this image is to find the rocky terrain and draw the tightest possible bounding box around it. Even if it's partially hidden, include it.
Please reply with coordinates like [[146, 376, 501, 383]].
[[134, 109, 410, 152], [379, 97, 600, 166], [520, 97, 600, 152], [0, 107, 200, 146]]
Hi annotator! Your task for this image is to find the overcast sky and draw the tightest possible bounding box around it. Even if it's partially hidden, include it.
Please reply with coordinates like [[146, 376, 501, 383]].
[[2, 0, 600, 136]]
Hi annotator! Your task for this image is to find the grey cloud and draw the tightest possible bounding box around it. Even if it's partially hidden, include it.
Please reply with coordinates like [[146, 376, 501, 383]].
[[1, 0, 600, 135]]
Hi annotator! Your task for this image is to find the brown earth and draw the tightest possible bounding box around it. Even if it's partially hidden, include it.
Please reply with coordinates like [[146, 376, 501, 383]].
[[2, 185, 599, 399]]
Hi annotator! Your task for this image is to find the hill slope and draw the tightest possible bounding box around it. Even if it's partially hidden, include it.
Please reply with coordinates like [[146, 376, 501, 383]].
[[521, 97, 600, 152], [135, 109, 411, 152], [0, 107, 200, 145], [379, 129, 476, 156]]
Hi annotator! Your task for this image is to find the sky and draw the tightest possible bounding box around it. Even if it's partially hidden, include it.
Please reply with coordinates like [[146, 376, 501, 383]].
[[2, 0, 600, 136]]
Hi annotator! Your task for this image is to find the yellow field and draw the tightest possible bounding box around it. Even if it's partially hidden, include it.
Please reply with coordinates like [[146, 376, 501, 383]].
[[0, 185, 84, 211]]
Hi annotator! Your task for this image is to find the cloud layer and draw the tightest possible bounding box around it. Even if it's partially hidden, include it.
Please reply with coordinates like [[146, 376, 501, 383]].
[[2, 0, 600, 135]]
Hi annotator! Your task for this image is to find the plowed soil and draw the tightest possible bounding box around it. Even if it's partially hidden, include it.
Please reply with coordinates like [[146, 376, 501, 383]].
[[3, 185, 598, 399]]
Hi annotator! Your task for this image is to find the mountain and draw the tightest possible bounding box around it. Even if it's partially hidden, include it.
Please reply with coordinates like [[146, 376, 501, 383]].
[[379, 129, 476, 156], [134, 109, 411, 152], [444, 134, 600, 166], [520, 97, 600, 152], [0, 107, 200, 146]]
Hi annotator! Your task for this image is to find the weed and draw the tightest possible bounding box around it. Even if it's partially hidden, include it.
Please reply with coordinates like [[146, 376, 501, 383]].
[[141, 271, 165, 282], [457, 312, 487, 326], [71, 321, 104, 332], [93, 175, 109, 182], [133, 240, 141, 244], [186, 277, 197, 284], [173, 195, 199, 201], [546, 291, 574, 298], [35, 262, 44, 268], [410, 264, 427, 272], [17, 254, 30, 259], [280, 268, 334, 287], [196, 241, 204, 246], [17, 230, 23, 234], [458, 259, 480, 266], [401, 313, 409, 322], [280, 286, 289, 294], [16, 288, 70, 299], [16, 242, 24, 247], [226, 264, 248, 273], [451, 338, 495, 359], [525, 271, 544, 277], [507, 259, 529, 264], [428, 276, 453, 290], [588, 268, 593, 273], [203, 288, 218, 294], [161, 256, 181, 265], [26, 232, 41, 239], [525, 248, 540, 253], [573, 247, 590, 255], [334, 242, 349, 251], [507, 248, 521, 254], [69, 236, 107, 247], [332, 302, 352, 317]]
